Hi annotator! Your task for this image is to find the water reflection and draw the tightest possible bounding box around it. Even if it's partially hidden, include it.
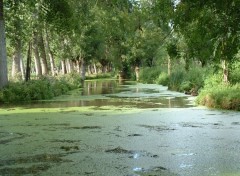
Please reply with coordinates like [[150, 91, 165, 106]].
[[3, 80, 195, 109]]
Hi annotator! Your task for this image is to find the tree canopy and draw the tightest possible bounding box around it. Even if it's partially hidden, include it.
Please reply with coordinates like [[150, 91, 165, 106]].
[[0, 0, 239, 87]]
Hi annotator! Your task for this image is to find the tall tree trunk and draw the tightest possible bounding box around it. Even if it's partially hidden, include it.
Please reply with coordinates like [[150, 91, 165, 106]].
[[81, 58, 86, 86], [20, 56, 25, 80], [25, 42, 32, 82], [11, 39, 22, 79], [66, 59, 74, 73], [44, 27, 55, 76], [135, 66, 140, 81], [168, 56, 171, 76], [222, 60, 228, 83], [88, 65, 92, 75], [184, 57, 190, 71], [33, 32, 42, 77], [93, 63, 97, 74], [77, 59, 81, 73], [0, 0, 8, 88], [39, 32, 48, 75], [61, 60, 67, 74]]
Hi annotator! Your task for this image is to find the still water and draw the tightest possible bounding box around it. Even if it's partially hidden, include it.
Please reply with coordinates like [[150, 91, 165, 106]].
[[20, 80, 195, 109], [0, 80, 240, 176]]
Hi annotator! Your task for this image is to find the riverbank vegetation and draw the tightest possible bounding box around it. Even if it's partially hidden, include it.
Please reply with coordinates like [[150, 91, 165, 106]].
[[0, 73, 82, 103], [0, 1, 239, 110]]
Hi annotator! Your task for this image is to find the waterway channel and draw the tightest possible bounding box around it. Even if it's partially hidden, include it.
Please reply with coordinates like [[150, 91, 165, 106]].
[[0, 80, 240, 176]]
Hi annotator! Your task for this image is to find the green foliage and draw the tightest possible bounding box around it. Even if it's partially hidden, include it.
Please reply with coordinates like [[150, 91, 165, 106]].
[[174, 0, 240, 65], [140, 64, 212, 94], [0, 73, 82, 103], [168, 67, 185, 91], [85, 73, 113, 80], [156, 72, 169, 86], [166, 42, 178, 59], [202, 72, 222, 89], [139, 67, 162, 84], [229, 60, 240, 84], [196, 83, 240, 111]]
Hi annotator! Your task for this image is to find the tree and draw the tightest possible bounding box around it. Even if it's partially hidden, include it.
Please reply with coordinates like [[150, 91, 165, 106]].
[[174, 0, 240, 82], [166, 40, 178, 75], [0, 0, 8, 88]]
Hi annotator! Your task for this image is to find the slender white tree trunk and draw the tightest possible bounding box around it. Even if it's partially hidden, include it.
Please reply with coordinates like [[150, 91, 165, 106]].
[[45, 27, 55, 76], [81, 58, 86, 86], [0, 0, 8, 88], [11, 45, 21, 79], [20, 57, 25, 80], [93, 63, 97, 74], [61, 60, 67, 74], [222, 59, 228, 83], [135, 66, 140, 82], [168, 56, 171, 76], [33, 32, 42, 77], [66, 59, 74, 73], [76, 60, 81, 73], [39, 32, 48, 75]]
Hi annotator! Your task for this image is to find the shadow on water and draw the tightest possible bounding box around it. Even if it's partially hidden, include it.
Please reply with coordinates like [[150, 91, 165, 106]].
[[2, 80, 195, 109]]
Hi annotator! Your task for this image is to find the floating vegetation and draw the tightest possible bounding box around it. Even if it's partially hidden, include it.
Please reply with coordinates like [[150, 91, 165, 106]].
[[68, 126, 102, 130], [105, 147, 131, 154], [0, 154, 72, 175], [50, 139, 81, 143], [60, 146, 79, 151], [0, 164, 50, 175], [138, 125, 176, 132], [105, 147, 159, 159], [127, 134, 143, 137], [180, 123, 203, 128], [83, 113, 94, 116], [231, 122, 240, 126], [0, 154, 69, 166], [0, 132, 27, 145]]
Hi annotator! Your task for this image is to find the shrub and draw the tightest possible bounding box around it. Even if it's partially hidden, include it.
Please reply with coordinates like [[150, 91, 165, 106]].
[[196, 75, 240, 111], [156, 72, 169, 86], [0, 73, 82, 103], [139, 67, 164, 84], [168, 68, 185, 91], [229, 61, 240, 84]]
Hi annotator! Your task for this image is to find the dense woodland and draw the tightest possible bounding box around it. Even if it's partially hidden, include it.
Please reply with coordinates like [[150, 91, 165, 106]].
[[0, 0, 239, 110]]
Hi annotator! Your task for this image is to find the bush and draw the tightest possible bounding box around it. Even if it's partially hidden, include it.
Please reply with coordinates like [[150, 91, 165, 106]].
[[0, 73, 82, 103], [229, 61, 240, 84], [196, 74, 240, 111], [139, 67, 164, 84], [168, 68, 185, 91], [156, 72, 169, 86]]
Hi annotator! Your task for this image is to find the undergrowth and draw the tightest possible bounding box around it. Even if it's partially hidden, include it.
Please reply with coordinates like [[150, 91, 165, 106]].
[[0, 73, 82, 103], [196, 74, 240, 111]]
